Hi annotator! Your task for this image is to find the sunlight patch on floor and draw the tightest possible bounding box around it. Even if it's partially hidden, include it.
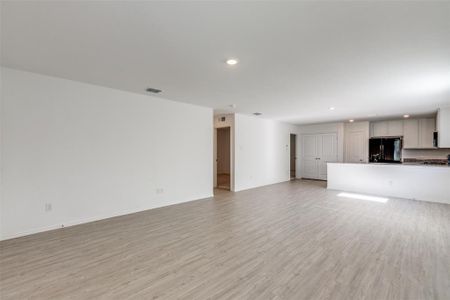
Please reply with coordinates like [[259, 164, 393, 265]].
[[337, 192, 389, 203]]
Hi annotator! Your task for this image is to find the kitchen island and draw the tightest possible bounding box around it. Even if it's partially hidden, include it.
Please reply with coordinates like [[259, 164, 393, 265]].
[[327, 162, 450, 204]]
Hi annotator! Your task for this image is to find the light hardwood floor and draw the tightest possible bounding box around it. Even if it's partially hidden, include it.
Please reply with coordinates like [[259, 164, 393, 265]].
[[1, 180, 450, 299]]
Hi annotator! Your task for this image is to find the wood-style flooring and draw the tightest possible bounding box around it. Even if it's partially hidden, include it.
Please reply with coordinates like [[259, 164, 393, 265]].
[[1, 180, 450, 299]]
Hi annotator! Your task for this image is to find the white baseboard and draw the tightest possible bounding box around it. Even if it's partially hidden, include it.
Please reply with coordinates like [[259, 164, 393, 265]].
[[0, 193, 213, 241]]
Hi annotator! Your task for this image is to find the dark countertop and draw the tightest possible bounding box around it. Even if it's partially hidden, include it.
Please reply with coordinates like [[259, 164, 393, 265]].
[[401, 162, 450, 167], [329, 162, 450, 168]]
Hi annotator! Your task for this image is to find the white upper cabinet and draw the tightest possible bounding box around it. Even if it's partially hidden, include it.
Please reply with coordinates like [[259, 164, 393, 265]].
[[387, 120, 404, 136], [371, 120, 403, 137], [371, 121, 388, 137], [437, 107, 450, 148], [371, 118, 436, 148], [403, 118, 436, 149], [419, 119, 436, 148], [403, 119, 420, 148]]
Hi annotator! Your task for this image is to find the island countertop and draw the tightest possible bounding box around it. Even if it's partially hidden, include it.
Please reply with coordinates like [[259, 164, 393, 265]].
[[327, 162, 450, 204]]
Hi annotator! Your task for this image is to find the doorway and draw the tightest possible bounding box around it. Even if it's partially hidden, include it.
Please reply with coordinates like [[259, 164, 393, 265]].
[[216, 127, 231, 190], [290, 134, 297, 180]]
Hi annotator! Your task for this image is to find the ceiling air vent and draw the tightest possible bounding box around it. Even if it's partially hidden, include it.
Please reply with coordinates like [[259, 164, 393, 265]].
[[146, 87, 162, 94]]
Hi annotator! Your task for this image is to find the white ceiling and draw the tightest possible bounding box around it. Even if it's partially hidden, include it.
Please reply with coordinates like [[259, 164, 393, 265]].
[[2, 1, 450, 124]]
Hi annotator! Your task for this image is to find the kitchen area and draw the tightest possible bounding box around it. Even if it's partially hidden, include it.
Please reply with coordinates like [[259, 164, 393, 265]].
[[326, 106, 450, 204]]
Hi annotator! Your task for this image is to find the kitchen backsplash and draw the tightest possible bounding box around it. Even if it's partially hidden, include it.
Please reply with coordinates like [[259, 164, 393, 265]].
[[402, 148, 450, 159]]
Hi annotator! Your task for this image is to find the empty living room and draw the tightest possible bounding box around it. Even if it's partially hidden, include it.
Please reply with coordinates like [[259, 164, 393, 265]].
[[1, 1, 450, 299]]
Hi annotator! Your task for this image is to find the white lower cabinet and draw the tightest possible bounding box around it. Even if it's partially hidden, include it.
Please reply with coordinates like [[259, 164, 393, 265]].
[[301, 133, 338, 180]]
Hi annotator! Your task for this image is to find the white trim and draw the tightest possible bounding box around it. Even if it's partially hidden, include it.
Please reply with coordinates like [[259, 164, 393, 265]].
[[1, 193, 213, 241]]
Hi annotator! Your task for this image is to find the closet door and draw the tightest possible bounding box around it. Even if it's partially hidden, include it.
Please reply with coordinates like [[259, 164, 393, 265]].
[[301, 134, 319, 179], [317, 133, 338, 180]]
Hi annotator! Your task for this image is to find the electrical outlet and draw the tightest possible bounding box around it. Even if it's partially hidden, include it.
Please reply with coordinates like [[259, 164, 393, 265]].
[[156, 188, 164, 194], [45, 203, 52, 212]]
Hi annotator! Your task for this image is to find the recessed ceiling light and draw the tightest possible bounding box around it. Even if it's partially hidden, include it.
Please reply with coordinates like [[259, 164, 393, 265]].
[[329, 107, 335, 111], [403, 114, 410, 118], [146, 87, 162, 94], [253, 112, 262, 116], [349, 119, 354, 123], [226, 58, 238, 65]]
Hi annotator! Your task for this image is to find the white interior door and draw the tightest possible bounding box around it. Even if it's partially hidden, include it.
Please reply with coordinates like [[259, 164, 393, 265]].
[[301, 134, 319, 179], [317, 133, 337, 180], [346, 131, 367, 163]]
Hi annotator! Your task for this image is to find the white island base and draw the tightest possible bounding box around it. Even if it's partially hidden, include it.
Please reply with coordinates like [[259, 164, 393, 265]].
[[327, 163, 450, 204]]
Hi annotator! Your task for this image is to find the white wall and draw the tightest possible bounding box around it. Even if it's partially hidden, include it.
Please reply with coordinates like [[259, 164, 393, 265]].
[[214, 114, 234, 128], [0, 65, 3, 239], [0, 67, 213, 240], [234, 114, 299, 191]]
